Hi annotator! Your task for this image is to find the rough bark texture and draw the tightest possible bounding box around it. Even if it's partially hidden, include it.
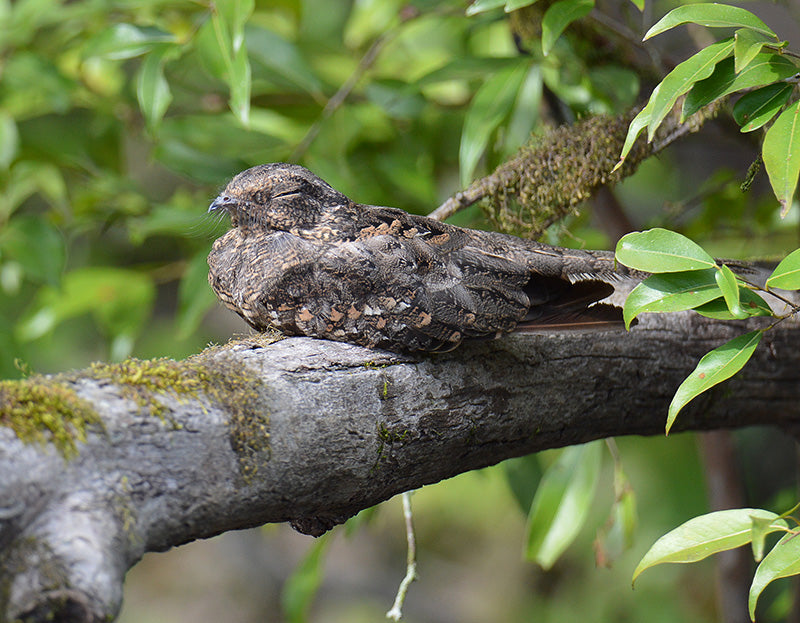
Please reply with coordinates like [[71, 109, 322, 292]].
[[1, 311, 799, 622]]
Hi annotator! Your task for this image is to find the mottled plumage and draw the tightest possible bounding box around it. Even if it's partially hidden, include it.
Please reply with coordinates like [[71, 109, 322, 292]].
[[207, 163, 633, 352]]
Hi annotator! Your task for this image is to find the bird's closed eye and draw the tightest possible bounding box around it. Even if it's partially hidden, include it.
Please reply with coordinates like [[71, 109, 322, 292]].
[[273, 189, 301, 199]]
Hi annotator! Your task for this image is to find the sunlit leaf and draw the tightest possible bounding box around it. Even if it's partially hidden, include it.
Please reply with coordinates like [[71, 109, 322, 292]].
[[750, 532, 800, 621], [733, 83, 794, 133], [682, 54, 798, 119], [622, 270, 722, 329], [715, 264, 744, 317], [734, 28, 775, 73], [644, 5, 776, 41], [633, 508, 786, 584], [613, 92, 656, 171], [541, 0, 594, 56], [647, 38, 735, 140], [667, 330, 763, 433], [505, 0, 539, 9], [763, 100, 800, 216], [465, 0, 507, 16], [766, 248, 800, 290], [83, 24, 176, 60], [525, 442, 602, 569], [616, 228, 716, 272], [459, 61, 530, 185]]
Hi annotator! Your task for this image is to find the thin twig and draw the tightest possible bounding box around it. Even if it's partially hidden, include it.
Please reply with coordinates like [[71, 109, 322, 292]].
[[386, 491, 418, 621]]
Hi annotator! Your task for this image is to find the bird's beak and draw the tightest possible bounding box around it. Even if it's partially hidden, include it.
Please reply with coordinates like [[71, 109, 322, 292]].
[[208, 194, 235, 213]]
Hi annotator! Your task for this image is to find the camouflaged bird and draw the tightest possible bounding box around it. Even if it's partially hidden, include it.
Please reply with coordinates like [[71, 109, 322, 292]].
[[207, 163, 634, 352]]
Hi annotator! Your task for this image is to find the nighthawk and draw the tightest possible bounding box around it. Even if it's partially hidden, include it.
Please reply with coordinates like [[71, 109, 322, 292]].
[[207, 163, 634, 352]]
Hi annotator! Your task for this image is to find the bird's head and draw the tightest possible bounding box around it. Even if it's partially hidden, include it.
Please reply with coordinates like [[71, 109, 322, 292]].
[[208, 163, 349, 230]]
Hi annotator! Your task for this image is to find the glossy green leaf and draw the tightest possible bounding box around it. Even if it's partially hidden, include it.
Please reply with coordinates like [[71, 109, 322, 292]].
[[715, 264, 744, 317], [750, 514, 777, 562], [734, 28, 774, 73], [622, 270, 722, 329], [633, 508, 786, 584], [541, 0, 594, 56], [465, 0, 507, 16], [682, 54, 798, 119], [766, 248, 800, 290], [667, 330, 763, 433], [644, 5, 776, 41], [177, 248, 218, 339], [616, 228, 716, 272], [460, 61, 529, 185], [0, 112, 19, 170], [763, 100, 800, 216], [83, 24, 176, 60], [693, 289, 773, 320], [282, 533, 331, 623], [647, 38, 735, 140], [613, 91, 656, 171], [733, 83, 793, 133], [136, 46, 173, 129], [750, 532, 800, 621], [525, 442, 602, 569]]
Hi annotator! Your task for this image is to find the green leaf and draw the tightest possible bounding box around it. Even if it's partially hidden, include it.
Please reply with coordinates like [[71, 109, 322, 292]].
[[459, 61, 530, 185], [17, 268, 155, 349], [622, 270, 722, 329], [644, 5, 776, 41], [750, 514, 777, 562], [281, 534, 331, 623], [715, 264, 744, 317], [766, 248, 800, 290], [84, 24, 176, 60], [693, 289, 773, 320], [525, 441, 602, 569], [465, 0, 507, 16], [632, 508, 786, 585], [505, 0, 539, 10], [0, 216, 65, 285], [750, 532, 800, 621], [763, 100, 800, 216], [734, 28, 775, 73], [541, 0, 594, 56], [136, 46, 173, 129], [503, 454, 543, 514], [176, 248, 218, 338], [418, 57, 525, 85], [682, 54, 798, 119], [0, 112, 19, 170], [647, 38, 735, 140], [246, 27, 323, 98], [628, 0, 643, 11], [616, 228, 716, 272], [613, 92, 656, 171], [667, 330, 763, 433], [733, 83, 794, 133]]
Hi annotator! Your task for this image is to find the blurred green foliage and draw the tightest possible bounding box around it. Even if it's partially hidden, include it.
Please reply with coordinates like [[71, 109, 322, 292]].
[[2, 0, 798, 619]]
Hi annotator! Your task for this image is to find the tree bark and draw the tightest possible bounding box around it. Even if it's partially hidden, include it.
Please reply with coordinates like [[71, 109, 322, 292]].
[[1, 312, 799, 622]]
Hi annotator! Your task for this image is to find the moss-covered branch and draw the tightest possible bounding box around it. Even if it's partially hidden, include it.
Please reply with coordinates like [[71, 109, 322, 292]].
[[2, 310, 799, 623], [430, 99, 725, 233]]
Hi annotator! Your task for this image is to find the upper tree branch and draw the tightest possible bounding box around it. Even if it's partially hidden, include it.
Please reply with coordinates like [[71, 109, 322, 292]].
[[1, 311, 799, 622]]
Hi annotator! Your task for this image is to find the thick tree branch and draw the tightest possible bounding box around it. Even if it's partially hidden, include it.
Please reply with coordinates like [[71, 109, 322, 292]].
[[1, 310, 799, 621]]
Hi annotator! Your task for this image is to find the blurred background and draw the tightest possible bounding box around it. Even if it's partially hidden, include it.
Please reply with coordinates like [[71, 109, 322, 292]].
[[2, 0, 799, 620]]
